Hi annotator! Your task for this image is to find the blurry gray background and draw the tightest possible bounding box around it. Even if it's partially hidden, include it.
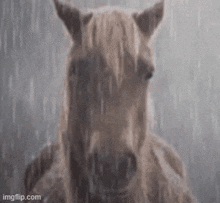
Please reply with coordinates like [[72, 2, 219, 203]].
[[0, 0, 220, 202]]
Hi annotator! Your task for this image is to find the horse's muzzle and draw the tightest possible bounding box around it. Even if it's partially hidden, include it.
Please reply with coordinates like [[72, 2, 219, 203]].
[[88, 152, 137, 193]]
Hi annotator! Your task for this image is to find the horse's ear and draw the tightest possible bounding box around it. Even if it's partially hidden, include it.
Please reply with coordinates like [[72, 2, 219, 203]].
[[133, 1, 164, 37], [53, 0, 93, 42]]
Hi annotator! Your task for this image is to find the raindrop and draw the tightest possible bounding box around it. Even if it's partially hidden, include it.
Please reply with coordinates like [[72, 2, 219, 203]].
[[52, 48, 57, 76], [10, 139, 15, 151], [31, 0, 36, 32], [2, 142, 6, 160], [4, 29, 7, 53], [45, 128, 52, 146], [12, 99, 16, 123], [2, 1, 6, 22], [189, 102, 194, 120], [4, 167, 8, 178], [0, 119, 2, 134], [170, 9, 174, 38], [51, 97, 57, 116], [198, 59, 201, 68], [169, 85, 177, 109], [12, 29, 16, 48], [0, 33, 2, 50], [197, 6, 201, 27], [9, 75, 13, 91], [35, 130, 40, 140], [17, 125, 21, 138], [211, 108, 219, 139], [13, 166, 19, 186], [10, 1, 14, 20], [19, 30, 23, 47], [20, 1, 24, 20], [24, 151, 29, 166], [29, 78, 35, 105], [192, 102, 200, 142], [159, 103, 164, 129], [11, 166, 19, 194], [194, 59, 201, 82], [45, 49, 50, 76], [31, 154, 36, 161], [43, 96, 48, 120], [207, 74, 213, 90], [15, 61, 19, 79]]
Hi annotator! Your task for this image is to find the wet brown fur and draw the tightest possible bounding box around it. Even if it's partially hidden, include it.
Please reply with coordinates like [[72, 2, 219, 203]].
[[24, 1, 197, 202]]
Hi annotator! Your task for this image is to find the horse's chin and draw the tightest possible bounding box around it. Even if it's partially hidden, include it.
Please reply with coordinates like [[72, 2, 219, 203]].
[[88, 173, 137, 201], [90, 191, 129, 202], [89, 184, 131, 202]]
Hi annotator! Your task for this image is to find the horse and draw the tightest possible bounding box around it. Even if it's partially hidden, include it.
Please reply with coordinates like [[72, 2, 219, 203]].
[[24, 0, 198, 202]]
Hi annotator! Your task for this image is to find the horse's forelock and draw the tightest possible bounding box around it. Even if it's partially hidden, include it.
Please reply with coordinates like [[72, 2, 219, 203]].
[[83, 8, 141, 85]]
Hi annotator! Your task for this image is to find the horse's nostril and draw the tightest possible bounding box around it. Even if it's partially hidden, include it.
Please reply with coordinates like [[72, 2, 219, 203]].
[[117, 154, 137, 186], [88, 152, 137, 189], [118, 157, 130, 179]]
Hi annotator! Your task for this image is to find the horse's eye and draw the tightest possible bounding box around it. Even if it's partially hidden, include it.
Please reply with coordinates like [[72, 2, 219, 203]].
[[144, 71, 153, 80], [137, 58, 154, 81]]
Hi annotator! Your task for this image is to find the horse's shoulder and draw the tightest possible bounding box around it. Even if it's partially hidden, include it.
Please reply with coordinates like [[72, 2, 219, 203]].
[[27, 163, 65, 203], [24, 141, 60, 195], [150, 133, 198, 203], [151, 133, 186, 179]]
